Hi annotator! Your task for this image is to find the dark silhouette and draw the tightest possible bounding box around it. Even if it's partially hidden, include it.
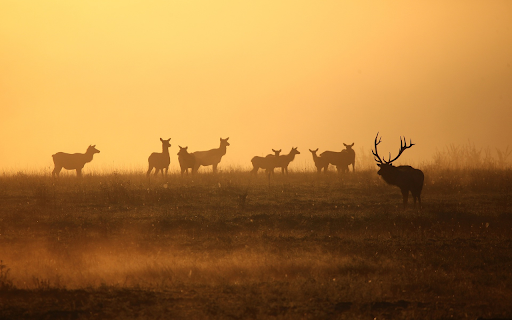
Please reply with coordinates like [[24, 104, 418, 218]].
[[309, 148, 329, 174], [147, 138, 171, 177], [276, 147, 300, 174], [52, 145, 100, 177], [339, 143, 356, 173], [251, 149, 281, 176], [192, 137, 230, 173], [320, 143, 355, 174], [177, 146, 196, 176], [372, 133, 424, 208]]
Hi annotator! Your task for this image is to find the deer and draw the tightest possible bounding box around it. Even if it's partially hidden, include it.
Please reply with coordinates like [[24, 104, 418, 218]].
[[339, 143, 356, 173], [309, 149, 329, 174], [319, 149, 343, 173], [147, 138, 171, 177], [320, 143, 355, 174], [276, 147, 300, 174], [192, 137, 230, 173], [371, 132, 424, 208], [52, 145, 100, 177], [251, 149, 281, 176], [177, 146, 196, 176]]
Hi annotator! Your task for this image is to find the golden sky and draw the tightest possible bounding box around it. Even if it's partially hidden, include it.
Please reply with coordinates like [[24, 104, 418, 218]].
[[1, 1, 511, 172]]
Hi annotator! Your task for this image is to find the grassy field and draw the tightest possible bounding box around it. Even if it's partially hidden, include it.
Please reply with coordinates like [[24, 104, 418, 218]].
[[0, 168, 511, 319]]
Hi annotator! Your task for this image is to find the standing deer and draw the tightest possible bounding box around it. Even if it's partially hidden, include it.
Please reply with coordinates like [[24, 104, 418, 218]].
[[192, 137, 230, 173], [147, 138, 171, 177], [320, 143, 355, 174], [177, 146, 196, 176], [309, 149, 329, 174], [339, 143, 356, 173], [372, 133, 424, 208], [319, 149, 343, 173], [276, 147, 300, 174], [52, 145, 100, 177], [251, 149, 281, 175]]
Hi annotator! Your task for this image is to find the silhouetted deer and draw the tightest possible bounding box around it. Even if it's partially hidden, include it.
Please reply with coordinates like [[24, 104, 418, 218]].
[[372, 133, 424, 208], [177, 146, 196, 176], [320, 143, 355, 174], [339, 143, 356, 173], [147, 138, 171, 177], [52, 145, 100, 177], [309, 149, 329, 174], [251, 149, 281, 176], [276, 147, 300, 174], [192, 137, 230, 173], [319, 149, 343, 173]]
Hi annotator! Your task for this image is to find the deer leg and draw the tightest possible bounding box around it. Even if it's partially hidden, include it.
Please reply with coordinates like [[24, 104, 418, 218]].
[[52, 166, 62, 177], [76, 168, 82, 178], [213, 164, 218, 173], [401, 189, 409, 208], [146, 166, 153, 177]]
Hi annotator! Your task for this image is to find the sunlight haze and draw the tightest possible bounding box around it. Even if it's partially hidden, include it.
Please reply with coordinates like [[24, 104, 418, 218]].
[[1, 1, 511, 173]]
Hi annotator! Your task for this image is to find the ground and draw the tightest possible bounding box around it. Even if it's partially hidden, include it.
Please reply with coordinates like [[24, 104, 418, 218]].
[[0, 169, 511, 319]]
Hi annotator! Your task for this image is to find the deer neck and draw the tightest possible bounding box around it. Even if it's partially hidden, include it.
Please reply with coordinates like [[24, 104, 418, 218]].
[[162, 146, 170, 155], [84, 150, 95, 163], [218, 144, 227, 156]]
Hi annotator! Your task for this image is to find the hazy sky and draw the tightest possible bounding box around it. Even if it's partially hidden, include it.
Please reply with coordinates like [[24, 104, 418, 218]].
[[1, 1, 511, 173]]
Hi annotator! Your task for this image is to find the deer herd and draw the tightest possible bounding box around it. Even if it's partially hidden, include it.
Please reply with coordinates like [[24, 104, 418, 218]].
[[51, 134, 424, 208]]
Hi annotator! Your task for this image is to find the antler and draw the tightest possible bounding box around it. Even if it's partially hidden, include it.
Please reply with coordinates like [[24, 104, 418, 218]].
[[372, 132, 384, 164], [385, 136, 415, 164], [372, 133, 415, 165]]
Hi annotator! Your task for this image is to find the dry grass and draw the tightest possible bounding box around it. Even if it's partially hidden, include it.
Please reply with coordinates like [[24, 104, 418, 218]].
[[0, 168, 511, 319]]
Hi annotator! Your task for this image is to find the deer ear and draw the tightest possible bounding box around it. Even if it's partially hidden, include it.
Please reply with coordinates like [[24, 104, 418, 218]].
[[160, 138, 163, 142], [343, 143, 347, 147], [351, 143, 354, 147], [377, 164, 382, 167]]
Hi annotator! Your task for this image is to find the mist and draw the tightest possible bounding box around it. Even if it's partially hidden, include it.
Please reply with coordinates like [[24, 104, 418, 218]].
[[1, 1, 511, 173]]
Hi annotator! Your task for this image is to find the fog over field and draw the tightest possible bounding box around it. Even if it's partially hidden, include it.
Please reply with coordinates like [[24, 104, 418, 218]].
[[1, 1, 512, 173]]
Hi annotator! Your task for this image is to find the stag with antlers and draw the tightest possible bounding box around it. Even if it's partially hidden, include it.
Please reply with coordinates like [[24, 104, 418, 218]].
[[372, 133, 424, 208]]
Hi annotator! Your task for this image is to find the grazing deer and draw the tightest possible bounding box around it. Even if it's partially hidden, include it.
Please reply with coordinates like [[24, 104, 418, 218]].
[[147, 138, 171, 177], [251, 149, 281, 175], [192, 137, 230, 173], [372, 133, 424, 208], [177, 146, 196, 176], [52, 145, 100, 177], [276, 147, 300, 174], [309, 149, 329, 174]]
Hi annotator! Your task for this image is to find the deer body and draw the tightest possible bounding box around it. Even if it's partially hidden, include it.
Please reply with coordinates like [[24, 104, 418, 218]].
[[52, 145, 100, 177], [251, 149, 281, 175], [309, 149, 329, 173], [192, 137, 230, 173], [276, 147, 300, 174], [147, 138, 171, 177], [377, 165, 424, 206], [372, 133, 424, 208], [320, 143, 355, 173], [177, 146, 196, 176], [319, 150, 343, 173]]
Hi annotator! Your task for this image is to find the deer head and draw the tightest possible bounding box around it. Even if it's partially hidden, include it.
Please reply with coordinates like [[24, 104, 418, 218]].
[[160, 138, 171, 148], [290, 147, 300, 155], [221, 137, 230, 147], [177, 145, 188, 155], [272, 149, 282, 156], [343, 143, 354, 151], [87, 145, 100, 154], [309, 148, 319, 154], [372, 132, 414, 175]]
